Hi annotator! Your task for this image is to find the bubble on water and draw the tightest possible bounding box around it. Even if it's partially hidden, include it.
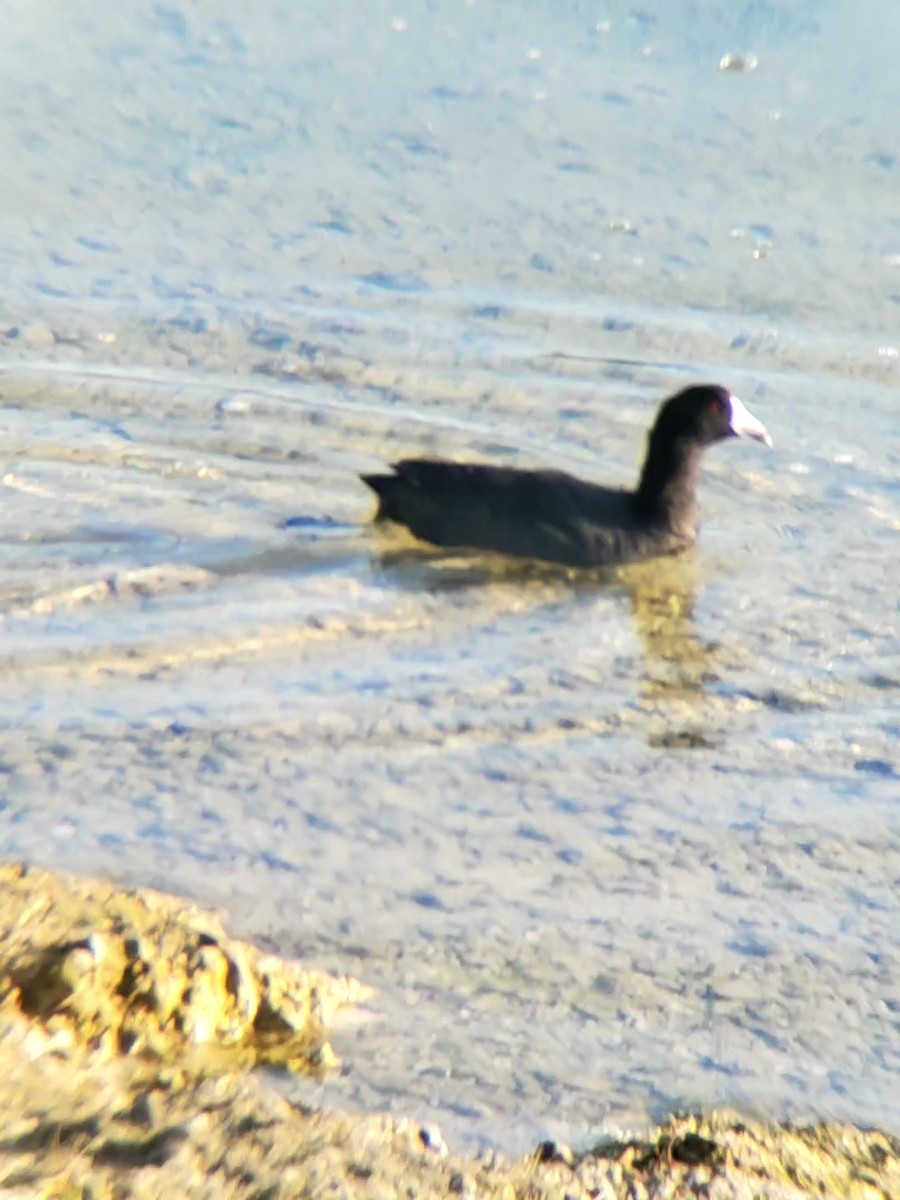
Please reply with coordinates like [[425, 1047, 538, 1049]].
[[719, 52, 758, 73]]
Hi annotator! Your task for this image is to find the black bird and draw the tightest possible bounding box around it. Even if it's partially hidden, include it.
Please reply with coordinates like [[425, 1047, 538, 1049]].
[[361, 384, 771, 568]]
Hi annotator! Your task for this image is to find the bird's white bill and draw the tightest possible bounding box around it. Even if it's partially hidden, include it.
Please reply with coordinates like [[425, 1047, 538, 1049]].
[[728, 393, 772, 446]]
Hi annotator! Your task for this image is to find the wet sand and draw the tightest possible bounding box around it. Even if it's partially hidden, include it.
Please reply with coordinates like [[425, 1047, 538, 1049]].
[[1, 0, 898, 1158]]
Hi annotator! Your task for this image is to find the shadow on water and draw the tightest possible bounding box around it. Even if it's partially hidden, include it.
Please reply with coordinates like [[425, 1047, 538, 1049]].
[[206, 519, 369, 580]]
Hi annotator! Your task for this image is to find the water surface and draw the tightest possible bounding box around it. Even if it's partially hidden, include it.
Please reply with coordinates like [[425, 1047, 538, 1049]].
[[1, 0, 898, 1155]]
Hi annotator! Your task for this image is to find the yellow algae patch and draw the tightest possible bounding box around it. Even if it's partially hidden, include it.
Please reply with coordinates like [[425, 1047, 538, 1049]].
[[0, 862, 367, 1073]]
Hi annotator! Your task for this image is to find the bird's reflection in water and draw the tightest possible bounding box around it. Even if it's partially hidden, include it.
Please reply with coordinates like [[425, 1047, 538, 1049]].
[[369, 543, 575, 592], [619, 558, 718, 696], [371, 543, 723, 746], [372, 543, 717, 696], [616, 557, 724, 749]]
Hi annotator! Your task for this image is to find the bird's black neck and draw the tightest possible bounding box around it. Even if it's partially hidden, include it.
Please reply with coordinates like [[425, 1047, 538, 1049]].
[[635, 434, 703, 536]]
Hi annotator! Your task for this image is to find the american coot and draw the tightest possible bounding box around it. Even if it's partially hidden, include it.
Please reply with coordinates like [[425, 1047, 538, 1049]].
[[362, 384, 771, 568]]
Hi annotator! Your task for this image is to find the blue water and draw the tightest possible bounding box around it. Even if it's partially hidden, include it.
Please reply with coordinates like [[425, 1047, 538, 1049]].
[[0, 0, 898, 1155]]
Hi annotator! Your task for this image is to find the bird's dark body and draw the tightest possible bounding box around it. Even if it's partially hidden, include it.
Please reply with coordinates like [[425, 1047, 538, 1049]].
[[362, 461, 688, 568], [360, 385, 770, 569]]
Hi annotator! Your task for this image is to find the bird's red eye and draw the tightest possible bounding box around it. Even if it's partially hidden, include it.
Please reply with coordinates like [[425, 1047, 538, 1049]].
[[709, 393, 726, 411]]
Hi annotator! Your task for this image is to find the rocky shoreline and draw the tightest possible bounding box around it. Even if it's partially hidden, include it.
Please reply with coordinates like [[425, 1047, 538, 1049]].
[[1, 863, 896, 1199]]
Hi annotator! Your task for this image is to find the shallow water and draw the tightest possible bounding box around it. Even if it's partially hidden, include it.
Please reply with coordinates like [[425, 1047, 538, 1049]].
[[1, 0, 899, 1156]]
